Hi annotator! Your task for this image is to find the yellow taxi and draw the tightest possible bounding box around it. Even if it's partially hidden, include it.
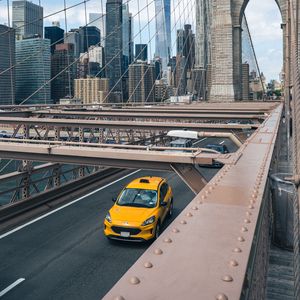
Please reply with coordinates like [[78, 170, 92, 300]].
[[104, 176, 173, 242]]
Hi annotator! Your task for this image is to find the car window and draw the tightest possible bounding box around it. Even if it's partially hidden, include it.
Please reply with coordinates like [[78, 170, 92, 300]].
[[159, 183, 168, 202], [117, 188, 158, 208]]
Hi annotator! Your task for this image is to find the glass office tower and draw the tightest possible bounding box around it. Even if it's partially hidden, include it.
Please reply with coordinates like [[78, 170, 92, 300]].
[[155, 0, 171, 76]]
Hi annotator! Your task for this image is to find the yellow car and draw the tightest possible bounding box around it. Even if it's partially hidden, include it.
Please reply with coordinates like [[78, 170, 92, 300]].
[[104, 176, 173, 242]]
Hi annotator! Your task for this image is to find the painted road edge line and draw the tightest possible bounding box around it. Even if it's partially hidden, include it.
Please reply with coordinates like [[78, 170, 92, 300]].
[[0, 170, 141, 240], [0, 278, 25, 297]]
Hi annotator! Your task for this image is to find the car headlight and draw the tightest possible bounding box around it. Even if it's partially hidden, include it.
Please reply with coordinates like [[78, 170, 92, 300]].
[[141, 216, 155, 226], [105, 212, 112, 223]]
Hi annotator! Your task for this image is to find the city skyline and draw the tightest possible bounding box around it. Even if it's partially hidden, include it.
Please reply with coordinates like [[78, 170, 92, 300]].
[[0, 0, 283, 81]]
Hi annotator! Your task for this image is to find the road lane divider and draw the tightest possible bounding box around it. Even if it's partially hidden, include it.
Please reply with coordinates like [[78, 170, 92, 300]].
[[0, 170, 141, 240], [0, 278, 25, 297]]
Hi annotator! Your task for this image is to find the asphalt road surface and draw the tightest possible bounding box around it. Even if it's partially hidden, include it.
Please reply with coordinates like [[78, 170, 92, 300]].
[[0, 137, 236, 300]]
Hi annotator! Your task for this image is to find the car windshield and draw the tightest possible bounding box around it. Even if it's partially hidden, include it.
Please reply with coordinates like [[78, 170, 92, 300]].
[[117, 188, 158, 208]]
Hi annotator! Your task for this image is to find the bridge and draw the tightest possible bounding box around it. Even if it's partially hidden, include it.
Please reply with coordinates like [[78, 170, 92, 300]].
[[0, 0, 299, 299]]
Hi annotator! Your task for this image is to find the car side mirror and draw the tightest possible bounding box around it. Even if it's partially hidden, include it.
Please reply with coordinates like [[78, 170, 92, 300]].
[[112, 197, 117, 202], [160, 201, 167, 207]]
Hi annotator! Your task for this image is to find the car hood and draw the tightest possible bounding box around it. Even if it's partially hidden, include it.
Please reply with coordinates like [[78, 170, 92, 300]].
[[110, 205, 156, 224]]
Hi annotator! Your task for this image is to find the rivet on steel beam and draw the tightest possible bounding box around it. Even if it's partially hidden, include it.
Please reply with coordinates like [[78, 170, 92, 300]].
[[129, 276, 140, 285], [197, 200, 203, 204], [246, 211, 252, 216], [192, 206, 199, 210], [222, 275, 233, 282], [238, 236, 245, 242], [144, 262, 153, 268], [215, 294, 228, 300], [248, 205, 255, 209], [180, 220, 187, 225], [250, 199, 256, 205], [154, 248, 163, 255], [205, 190, 210, 195], [186, 212, 193, 217], [233, 247, 242, 253], [209, 186, 213, 191], [244, 219, 251, 224], [201, 195, 206, 200], [229, 260, 239, 267], [164, 238, 172, 243], [172, 228, 180, 233], [241, 226, 248, 232], [113, 296, 125, 300], [216, 294, 228, 300], [252, 193, 258, 199]]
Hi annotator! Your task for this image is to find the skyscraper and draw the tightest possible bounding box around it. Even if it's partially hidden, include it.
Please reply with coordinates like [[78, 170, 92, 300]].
[[45, 22, 64, 54], [64, 29, 82, 58], [155, 0, 171, 75], [51, 43, 75, 102], [122, 4, 133, 71], [105, 0, 123, 100], [135, 44, 148, 61], [80, 26, 101, 53], [0, 25, 15, 105], [129, 61, 155, 102], [16, 38, 51, 104], [89, 13, 106, 46], [12, 0, 43, 39]]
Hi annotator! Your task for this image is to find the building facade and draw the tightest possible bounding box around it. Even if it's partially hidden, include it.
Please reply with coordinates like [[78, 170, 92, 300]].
[[64, 29, 82, 58], [12, 0, 43, 39], [135, 44, 148, 61], [155, 0, 171, 75], [45, 23, 64, 54], [51, 43, 75, 103], [0, 25, 15, 105], [89, 13, 106, 46], [105, 0, 123, 100], [74, 77, 110, 104], [129, 61, 155, 102], [80, 26, 101, 53], [15, 38, 51, 104]]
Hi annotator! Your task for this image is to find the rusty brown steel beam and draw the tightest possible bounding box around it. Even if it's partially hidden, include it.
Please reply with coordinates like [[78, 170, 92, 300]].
[[0, 101, 278, 111], [0, 140, 230, 170], [103, 104, 283, 300], [0, 116, 259, 131], [32, 110, 266, 120]]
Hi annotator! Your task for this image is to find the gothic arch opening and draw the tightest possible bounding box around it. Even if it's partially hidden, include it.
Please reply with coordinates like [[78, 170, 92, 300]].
[[231, 0, 285, 100]]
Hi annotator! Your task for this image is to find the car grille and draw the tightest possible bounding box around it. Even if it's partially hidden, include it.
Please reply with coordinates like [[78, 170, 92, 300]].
[[111, 226, 141, 235]]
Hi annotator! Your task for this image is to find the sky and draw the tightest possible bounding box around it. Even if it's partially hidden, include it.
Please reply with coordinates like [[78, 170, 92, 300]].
[[0, 0, 283, 82]]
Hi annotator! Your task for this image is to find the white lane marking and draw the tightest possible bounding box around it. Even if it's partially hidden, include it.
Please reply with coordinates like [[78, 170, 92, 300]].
[[0, 278, 25, 297], [0, 170, 141, 240], [193, 137, 207, 146], [219, 140, 225, 145]]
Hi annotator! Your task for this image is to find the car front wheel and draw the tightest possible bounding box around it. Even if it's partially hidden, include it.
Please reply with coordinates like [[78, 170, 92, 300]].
[[154, 222, 160, 240]]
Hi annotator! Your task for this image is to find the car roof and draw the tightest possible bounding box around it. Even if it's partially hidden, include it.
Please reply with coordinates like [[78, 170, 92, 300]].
[[126, 176, 165, 190]]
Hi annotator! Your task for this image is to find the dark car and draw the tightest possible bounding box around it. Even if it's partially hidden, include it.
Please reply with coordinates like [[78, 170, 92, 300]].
[[205, 144, 229, 154], [200, 144, 229, 168]]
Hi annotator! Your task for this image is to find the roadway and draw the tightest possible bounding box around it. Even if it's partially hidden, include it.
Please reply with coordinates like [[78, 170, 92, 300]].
[[0, 137, 237, 299]]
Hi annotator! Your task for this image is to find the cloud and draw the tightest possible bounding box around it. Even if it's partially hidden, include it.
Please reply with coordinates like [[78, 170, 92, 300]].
[[245, 0, 283, 80]]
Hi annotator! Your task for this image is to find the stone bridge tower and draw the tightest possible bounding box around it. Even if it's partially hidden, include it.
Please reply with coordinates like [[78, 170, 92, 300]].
[[208, 0, 287, 102]]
